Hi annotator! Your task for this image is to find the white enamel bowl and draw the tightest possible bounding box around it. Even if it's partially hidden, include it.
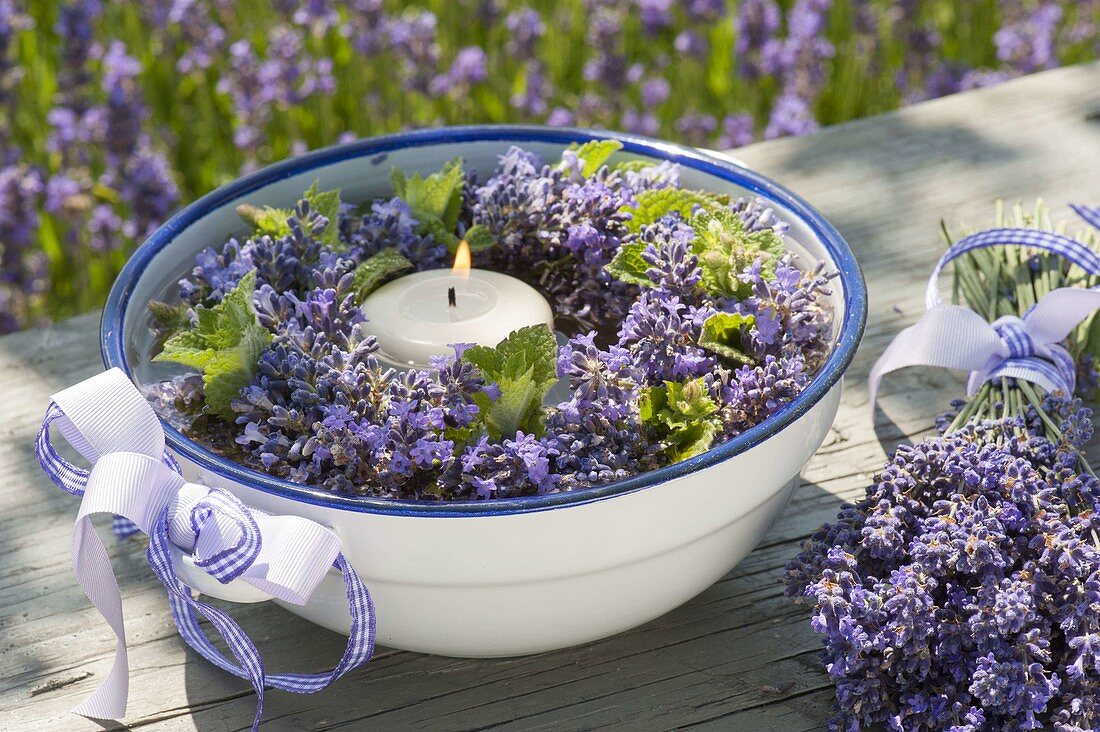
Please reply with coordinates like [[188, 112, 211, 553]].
[[102, 126, 866, 657]]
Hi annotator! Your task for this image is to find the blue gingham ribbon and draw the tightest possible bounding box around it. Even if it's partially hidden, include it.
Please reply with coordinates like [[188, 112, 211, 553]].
[[870, 204, 1100, 406], [35, 368, 375, 729]]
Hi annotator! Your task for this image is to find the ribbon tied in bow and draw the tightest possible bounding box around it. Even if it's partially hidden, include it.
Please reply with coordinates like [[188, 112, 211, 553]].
[[36, 368, 375, 730], [870, 204, 1100, 406]]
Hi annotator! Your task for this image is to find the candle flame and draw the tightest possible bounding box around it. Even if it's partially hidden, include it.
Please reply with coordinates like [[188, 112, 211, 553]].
[[452, 238, 472, 281]]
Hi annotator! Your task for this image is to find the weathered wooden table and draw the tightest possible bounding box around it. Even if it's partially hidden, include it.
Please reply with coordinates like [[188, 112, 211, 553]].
[[2, 62, 1098, 731]]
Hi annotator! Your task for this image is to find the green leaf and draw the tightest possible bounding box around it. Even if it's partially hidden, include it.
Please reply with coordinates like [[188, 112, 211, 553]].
[[690, 208, 786, 299], [392, 157, 465, 231], [462, 223, 496, 252], [148, 299, 192, 355], [235, 203, 291, 238], [304, 181, 342, 250], [621, 188, 729, 233], [390, 167, 408, 199], [606, 242, 653, 288], [613, 160, 656, 174], [351, 248, 414, 301], [567, 139, 623, 177], [462, 324, 557, 439], [153, 271, 272, 419], [639, 378, 723, 462], [201, 325, 271, 419], [420, 214, 461, 252], [698, 312, 756, 365]]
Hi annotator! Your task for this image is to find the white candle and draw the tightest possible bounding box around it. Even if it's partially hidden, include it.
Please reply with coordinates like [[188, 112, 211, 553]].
[[359, 260, 555, 371]]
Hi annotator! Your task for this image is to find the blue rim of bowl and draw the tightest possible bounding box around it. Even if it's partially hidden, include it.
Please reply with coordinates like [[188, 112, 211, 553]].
[[101, 124, 867, 518]]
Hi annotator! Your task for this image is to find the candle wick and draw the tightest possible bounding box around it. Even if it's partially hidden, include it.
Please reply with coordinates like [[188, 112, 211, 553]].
[[447, 286, 457, 308]]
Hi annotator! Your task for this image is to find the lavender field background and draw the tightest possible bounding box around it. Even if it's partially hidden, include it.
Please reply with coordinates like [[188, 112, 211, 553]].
[[0, 0, 1095, 333]]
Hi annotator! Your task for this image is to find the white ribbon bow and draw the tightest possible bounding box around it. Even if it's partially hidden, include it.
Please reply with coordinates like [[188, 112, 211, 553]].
[[46, 369, 343, 719]]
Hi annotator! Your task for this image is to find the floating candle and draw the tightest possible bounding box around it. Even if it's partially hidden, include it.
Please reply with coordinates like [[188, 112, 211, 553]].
[[360, 240, 555, 370]]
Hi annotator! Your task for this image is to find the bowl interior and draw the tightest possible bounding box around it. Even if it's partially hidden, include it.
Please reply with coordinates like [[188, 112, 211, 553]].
[[104, 127, 865, 514]]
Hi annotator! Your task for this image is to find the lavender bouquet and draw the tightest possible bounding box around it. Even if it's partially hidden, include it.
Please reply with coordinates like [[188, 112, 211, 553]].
[[146, 141, 835, 501], [786, 202, 1100, 731]]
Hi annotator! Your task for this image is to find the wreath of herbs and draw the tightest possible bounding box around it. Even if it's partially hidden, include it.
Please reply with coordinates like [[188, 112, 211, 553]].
[[146, 141, 836, 500]]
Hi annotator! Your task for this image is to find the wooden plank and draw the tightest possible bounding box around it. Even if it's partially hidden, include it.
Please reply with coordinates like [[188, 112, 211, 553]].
[[0, 60, 1097, 731]]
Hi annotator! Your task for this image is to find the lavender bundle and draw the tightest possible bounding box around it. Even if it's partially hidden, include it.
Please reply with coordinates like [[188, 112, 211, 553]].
[[786, 203, 1100, 731], [148, 142, 835, 501]]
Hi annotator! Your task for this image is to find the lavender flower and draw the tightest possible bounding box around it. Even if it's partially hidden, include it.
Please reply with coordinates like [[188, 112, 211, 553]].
[[736, 0, 781, 81], [717, 113, 756, 149], [511, 61, 551, 116], [764, 92, 820, 140], [674, 112, 717, 147], [430, 46, 488, 97], [635, 0, 673, 36], [618, 289, 716, 383], [505, 7, 544, 58], [388, 10, 440, 94], [995, 4, 1063, 74], [54, 0, 101, 106]]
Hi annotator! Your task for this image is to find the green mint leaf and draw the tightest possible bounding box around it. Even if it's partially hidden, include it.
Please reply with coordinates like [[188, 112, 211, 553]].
[[612, 159, 655, 174], [235, 203, 292, 238], [390, 167, 408, 199], [148, 299, 192, 355], [419, 212, 461, 252], [639, 378, 722, 462], [691, 208, 786, 299], [462, 324, 557, 439], [606, 242, 654, 288], [483, 367, 540, 440], [568, 139, 623, 177], [463, 224, 497, 252], [303, 181, 342, 250], [393, 158, 465, 231], [201, 325, 271, 420], [621, 188, 730, 234], [351, 248, 414, 301], [153, 271, 272, 419], [698, 312, 756, 365]]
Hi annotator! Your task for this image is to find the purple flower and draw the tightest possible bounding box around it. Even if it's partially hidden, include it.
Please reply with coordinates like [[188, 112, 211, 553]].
[[685, 0, 725, 22], [622, 108, 659, 137], [349, 196, 446, 268], [640, 76, 670, 108], [674, 112, 717, 146], [504, 7, 544, 58], [545, 107, 575, 126], [54, 0, 101, 104], [995, 4, 1063, 73], [161, 0, 227, 73], [430, 45, 488, 96], [736, 0, 781, 80], [635, 0, 673, 36], [674, 29, 708, 58], [764, 92, 820, 139], [388, 10, 440, 94], [618, 289, 716, 383], [511, 61, 551, 116], [717, 113, 756, 149], [44, 174, 81, 214], [345, 0, 388, 56]]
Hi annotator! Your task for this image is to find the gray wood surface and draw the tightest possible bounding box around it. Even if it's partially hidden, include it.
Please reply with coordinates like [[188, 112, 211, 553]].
[[1, 61, 1098, 731]]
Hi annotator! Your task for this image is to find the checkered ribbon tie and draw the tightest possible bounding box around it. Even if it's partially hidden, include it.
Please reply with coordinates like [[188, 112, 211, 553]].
[[870, 204, 1100, 406], [35, 369, 375, 730]]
